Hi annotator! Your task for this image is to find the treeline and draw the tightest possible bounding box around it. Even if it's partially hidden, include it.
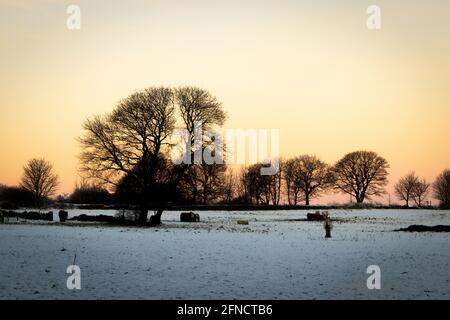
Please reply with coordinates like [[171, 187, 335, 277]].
[[1, 86, 449, 221], [1, 154, 449, 210]]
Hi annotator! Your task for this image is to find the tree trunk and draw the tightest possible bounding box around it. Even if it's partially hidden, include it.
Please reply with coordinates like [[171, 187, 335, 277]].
[[305, 193, 310, 206], [325, 226, 331, 238], [149, 209, 163, 226], [139, 206, 148, 225], [138, 185, 150, 225]]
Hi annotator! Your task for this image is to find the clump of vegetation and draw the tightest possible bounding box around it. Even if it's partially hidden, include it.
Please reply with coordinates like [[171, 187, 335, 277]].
[[0, 185, 35, 209], [69, 180, 112, 204]]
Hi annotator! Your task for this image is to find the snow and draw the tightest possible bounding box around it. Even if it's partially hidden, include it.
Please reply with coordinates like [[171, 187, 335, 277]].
[[0, 209, 449, 299]]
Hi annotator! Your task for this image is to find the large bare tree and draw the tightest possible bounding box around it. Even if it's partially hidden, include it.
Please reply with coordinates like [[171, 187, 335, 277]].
[[79, 86, 226, 225], [79, 87, 175, 224], [394, 172, 419, 207], [433, 169, 450, 208], [20, 158, 59, 206], [332, 151, 389, 203]]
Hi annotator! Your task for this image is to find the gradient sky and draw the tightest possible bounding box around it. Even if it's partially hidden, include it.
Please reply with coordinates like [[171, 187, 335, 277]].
[[1, 0, 449, 204]]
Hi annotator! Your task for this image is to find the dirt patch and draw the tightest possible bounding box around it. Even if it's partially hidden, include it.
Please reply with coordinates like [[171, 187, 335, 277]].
[[395, 225, 450, 232]]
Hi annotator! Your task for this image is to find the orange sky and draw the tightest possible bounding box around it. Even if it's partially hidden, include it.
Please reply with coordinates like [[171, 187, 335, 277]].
[[1, 0, 449, 204]]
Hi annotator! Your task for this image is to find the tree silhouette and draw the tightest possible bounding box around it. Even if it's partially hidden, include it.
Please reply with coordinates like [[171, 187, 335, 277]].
[[79, 87, 175, 224], [333, 151, 389, 203], [20, 158, 59, 206], [412, 178, 430, 207], [433, 169, 450, 208], [284, 155, 333, 206], [79, 86, 226, 225], [394, 172, 418, 207]]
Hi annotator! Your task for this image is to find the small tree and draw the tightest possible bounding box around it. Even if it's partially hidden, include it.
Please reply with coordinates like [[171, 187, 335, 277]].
[[394, 172, 418, 207], [288, 155, 333, 206], [433, 169, 450, 208], [283, 158, 302, 205], [20, 158, 59, 206], [412, 178, 430, 207], [221, 169, 238, 203]]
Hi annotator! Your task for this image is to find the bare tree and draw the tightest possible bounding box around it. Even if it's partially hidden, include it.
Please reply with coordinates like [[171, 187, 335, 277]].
[[291, 155, 333, 205], [79, 86, 226, 225], [202, 163, 227, 204], [394, 172, 418, 207], [178, 166, 201, 204], [332, 151, 389, 203], [222, 168, 239, 203], [176, 86, 226, 137], [433, 169, 450, 208], [240, 163, 281, 205], [20, 158, 59, 206], [412, 178, 430, 207], [283, 158, 302, 205], [175, 86, 227, 205], [79, 87, 175, 225], [241, 164, 265, 204], [268, 159, 283, 205]]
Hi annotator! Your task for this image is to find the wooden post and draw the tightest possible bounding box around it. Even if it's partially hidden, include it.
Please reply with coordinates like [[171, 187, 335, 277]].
[[323, 213, 332, 238], [325, 224, 332, 238]]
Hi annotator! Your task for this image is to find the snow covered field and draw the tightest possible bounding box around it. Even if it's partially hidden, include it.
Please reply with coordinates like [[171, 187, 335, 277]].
[[0, 209, 449, 299]]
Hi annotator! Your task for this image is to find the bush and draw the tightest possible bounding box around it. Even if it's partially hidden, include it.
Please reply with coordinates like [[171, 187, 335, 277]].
[[58, 210, 68, 222], [0, 185, 35, 208], [69, 184, 112, 204]]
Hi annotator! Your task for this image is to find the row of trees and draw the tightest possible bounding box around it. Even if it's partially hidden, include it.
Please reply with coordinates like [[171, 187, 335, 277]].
[[1, 86, 449, 225], [2, 155, 448, 212], [239, 151, 389, 206], [237, 157, 449, 209]]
